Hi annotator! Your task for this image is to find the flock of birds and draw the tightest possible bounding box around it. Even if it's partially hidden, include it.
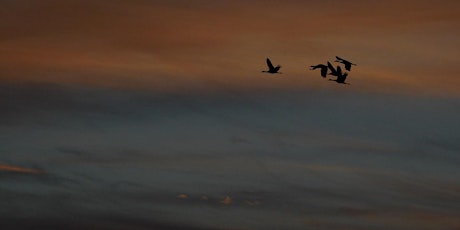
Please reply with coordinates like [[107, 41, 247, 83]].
[[262, 56, 357, 84]]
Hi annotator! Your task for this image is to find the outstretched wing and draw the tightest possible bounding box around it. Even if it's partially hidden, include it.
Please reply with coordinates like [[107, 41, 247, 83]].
[[336, 56, 344, 62], [310, 65, 319, 70], [311, 64, 326, 70], [344, 63, 351, 71], [320, 67, 327, 77], [327, 61, 337, 75], [337, 66, 343, 76], [337, 73, 348, 83], [266, 58, 275, 71]]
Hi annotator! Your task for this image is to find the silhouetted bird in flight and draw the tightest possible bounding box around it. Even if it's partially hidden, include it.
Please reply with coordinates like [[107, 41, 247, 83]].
[[335, 56, 356, 71], [328, 65, 349, 84], [262, 58, 281, 74], [310, 63, 328, 78]]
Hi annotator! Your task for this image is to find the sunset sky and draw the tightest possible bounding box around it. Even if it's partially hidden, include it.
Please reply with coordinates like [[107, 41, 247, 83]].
[[1, 1, 460, 229], [2, 0, 460, 94]]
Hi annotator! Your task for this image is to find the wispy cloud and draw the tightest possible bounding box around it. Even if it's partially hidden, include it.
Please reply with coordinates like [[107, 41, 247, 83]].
[[0, 163, 45, 174]]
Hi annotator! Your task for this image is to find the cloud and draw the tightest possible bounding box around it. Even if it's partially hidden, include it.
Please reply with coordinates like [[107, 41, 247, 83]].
[[0, 163, 45, 174], [220, 196, 232, 205]]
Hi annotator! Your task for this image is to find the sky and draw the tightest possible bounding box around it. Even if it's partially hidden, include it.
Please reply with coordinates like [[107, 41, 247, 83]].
[[1, 1, 460, 229], [1, 0, 460, 94]]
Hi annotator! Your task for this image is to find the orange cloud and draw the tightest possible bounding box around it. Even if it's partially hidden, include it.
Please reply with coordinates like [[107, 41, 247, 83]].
[[177, 194, 189, 199], [0, 164, 45, 174], [220, 196, 232, 205]]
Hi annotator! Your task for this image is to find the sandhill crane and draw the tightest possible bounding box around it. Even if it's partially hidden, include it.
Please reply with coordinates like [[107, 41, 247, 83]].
[[262, 58, 281, 74], [328, 65, 349, 84], [310, 63, 328, 78], [335, 56, 356, 71]]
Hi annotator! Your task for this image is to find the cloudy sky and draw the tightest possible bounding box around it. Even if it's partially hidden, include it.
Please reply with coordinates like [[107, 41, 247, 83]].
[[1, 1, 460, 229]]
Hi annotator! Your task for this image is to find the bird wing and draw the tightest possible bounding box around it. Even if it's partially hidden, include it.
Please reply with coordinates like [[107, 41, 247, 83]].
[[327, 61, 337, 75], [337, 66, 343, 76], [320, 67, 327, 77], [344, 63, 351, 71], [266, 58, 275, 71], [311, 64, 325, 70], [338, 56, 355, 65], [337, 73, 348, 83]]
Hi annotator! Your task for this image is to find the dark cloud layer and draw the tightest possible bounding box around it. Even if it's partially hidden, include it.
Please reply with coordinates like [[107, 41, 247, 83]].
[[1, 217, 215, 230], [1, 81, 459, 229]]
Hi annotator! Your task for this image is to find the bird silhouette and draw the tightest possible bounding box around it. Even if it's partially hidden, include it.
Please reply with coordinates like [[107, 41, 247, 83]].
[[328, 65, 349, 84], [310, 63, 328, 78], [262, 58, 281, 74], [335, 56, 356, 71]]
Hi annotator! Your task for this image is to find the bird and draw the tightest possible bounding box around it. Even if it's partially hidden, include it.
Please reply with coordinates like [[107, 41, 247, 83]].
[[328, 65, 349, 84], [310, 63, 328, 78], [335, 56, 356, 71], [262, 58, 281, 74]]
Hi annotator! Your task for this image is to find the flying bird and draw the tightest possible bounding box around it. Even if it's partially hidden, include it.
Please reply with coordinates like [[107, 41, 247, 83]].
[[328, 65, 349, 84], [310, 63, 328, 78], [262, 58, 281, 74], [335, 56, 356, 71]]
